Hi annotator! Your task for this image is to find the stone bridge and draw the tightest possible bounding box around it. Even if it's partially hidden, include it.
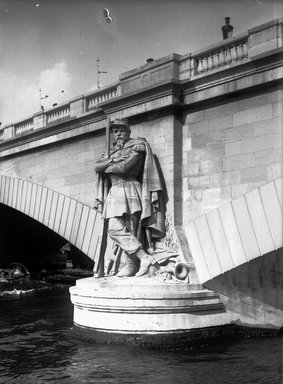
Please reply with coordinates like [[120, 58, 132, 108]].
[[0, 174, 103, 266], [0, 18, 282, 317]]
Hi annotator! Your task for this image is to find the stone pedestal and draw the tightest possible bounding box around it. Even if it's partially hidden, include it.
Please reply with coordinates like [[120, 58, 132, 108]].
[[69, 276, 237, 350]]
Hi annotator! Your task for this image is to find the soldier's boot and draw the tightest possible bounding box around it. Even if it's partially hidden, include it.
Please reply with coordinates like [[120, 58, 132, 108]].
[[117, 256, 138, 277], [135, 248, 157, 277]]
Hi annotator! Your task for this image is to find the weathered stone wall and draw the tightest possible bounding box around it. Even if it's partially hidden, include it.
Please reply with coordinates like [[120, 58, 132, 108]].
[[0, 130, 105, 207], [182, 84, 283, 225], [0, 112, 177, 215]]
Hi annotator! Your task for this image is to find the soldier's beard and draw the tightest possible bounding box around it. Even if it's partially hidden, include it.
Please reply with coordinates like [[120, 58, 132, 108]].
[[116, 138, 125, 148]]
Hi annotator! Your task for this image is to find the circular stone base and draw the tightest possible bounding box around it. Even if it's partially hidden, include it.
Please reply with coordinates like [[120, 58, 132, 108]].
[[70, 276, 281, 349], [72, 323, 282, 351], [69, 276, 236, 349]]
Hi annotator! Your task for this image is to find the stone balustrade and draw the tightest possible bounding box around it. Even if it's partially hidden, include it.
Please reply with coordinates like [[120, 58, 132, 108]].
[[46, 104, 71, 125], [86, 84, 119, 111], [14, 118, 34, 136], [192, 35, 249, 76]]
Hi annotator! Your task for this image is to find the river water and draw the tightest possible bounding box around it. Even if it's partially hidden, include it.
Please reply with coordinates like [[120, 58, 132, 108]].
[[0, 284, 282, 384]]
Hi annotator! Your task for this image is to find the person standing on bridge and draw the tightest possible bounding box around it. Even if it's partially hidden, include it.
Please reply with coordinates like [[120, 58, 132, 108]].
[[94, 117, 165, 277]]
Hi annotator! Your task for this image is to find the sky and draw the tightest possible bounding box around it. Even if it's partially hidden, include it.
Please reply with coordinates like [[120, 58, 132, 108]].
[[0, 0, 282, 126]]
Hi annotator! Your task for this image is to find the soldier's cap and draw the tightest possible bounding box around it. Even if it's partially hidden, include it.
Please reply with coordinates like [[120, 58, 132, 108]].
[[110, 118, 129, 129]]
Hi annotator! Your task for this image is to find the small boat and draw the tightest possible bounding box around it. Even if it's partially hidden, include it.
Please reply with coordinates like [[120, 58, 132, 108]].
[[0, 262, 30, 282], [0, 263, 32, 295]]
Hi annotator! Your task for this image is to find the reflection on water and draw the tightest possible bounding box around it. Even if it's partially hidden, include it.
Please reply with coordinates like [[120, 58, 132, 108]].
[[0, 285, 282, 384]]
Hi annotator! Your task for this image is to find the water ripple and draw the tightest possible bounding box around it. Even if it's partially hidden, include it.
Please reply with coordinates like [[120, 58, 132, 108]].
[[0, 286, 282, 384]]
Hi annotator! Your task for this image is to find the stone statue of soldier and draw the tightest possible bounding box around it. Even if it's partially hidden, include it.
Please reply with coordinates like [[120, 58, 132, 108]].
[[94, 118, 166, 277]]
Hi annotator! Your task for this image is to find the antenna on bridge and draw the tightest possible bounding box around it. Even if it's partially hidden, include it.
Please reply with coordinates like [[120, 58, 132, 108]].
[[39, 88, 48, 112], [96, 57, 107, 89]]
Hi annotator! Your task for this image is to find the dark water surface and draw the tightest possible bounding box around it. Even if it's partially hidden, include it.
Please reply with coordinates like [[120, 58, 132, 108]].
[[0, 285, 282, 384]]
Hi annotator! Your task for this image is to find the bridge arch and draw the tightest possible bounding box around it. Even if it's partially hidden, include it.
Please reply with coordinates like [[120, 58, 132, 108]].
[[185, 177, 282, 284], [0, 175, 103, 264]]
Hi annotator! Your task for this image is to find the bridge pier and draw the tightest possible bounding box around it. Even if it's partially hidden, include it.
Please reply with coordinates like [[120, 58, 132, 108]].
[[70, 276, 231, 350], [0, 18, 282, 347]]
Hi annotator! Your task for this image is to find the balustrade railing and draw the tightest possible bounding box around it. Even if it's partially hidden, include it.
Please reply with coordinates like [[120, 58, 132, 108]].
[[14, 118, 34, 136], [86, 85, 119, 111], [46, 104, 71, 125], [193, 37, 248, 76]]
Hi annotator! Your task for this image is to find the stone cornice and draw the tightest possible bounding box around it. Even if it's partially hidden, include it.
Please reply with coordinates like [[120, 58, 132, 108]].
[[0, 113, 106, 159], [0, 81, 183, 159], [102, 79, 182, 114], [0, 46, 282, 159], [182, 48, 283, 105]]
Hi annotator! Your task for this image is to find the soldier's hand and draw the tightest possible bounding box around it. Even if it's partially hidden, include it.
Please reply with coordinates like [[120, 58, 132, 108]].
[[112, 154, 129, 163]]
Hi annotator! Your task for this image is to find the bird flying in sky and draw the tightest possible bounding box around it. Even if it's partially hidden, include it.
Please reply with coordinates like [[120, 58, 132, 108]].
[[103, 8, 112, 23]]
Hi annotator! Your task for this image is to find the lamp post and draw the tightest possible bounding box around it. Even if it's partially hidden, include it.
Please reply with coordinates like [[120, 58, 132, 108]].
[[39, 88, 48, 111], [222, 17, 233, 40], [96, 57, 107, 89]]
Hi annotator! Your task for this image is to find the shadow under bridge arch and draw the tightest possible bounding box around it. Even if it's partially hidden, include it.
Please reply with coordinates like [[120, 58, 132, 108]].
[[0, 175, 103, 265]]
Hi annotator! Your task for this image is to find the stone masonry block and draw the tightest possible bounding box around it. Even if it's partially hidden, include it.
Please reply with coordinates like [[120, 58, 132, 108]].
[[186, 149, 205, 163], [238, 95, 266, 111], [78, 151, 96, 163], [249, 23, 278, 46], [272, 102, 283, 117], [231, 184, 249, 199], [233, 105, 273, 127], [222, 170, 242, 185], [252, 117, 282, 137], [265, 88, 283, 104], [254, 148, 282, 166], [249, 39, 278, 57], [249, 22, 279, 57], [201, 198, 225, 215], [224, 127, 241, 142], [209, 173, 222, 187], [182, 184, 193, 202], [204, 101, 239, 120], [206, 142, 225, 159], [192, 134, 212, 147], [183, 137, 192, 152], [33, 114, 45, 130], [223, 153, 254, 171], [208, 116, 233, 132], [224, 124, 254, 142], [185, 111, 204, 124], [198, 159, 222, 175], [44, 178, 66, 190], [202, 188, 221, 200], [70, 98, 84, 117], [182, 125, 190, 140], [267, 163, 283, 181], [187, 175, 210, 188], [225, 141, 241, 156], [69, 182, 95, 196], [64, 173, 96, 187], [193, 189, 202, 201], [190, 120, 209, 136], [183, 163, 199, 177], [235, 125, 256, 140], [241, 166, 267, 184], [186, 143, 224, 163], [241, 133, 282, 154], [221, 185, 232, 198]]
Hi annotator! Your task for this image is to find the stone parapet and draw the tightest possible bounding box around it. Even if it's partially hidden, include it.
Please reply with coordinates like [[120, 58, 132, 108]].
[[1, 18, 282, 146]]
